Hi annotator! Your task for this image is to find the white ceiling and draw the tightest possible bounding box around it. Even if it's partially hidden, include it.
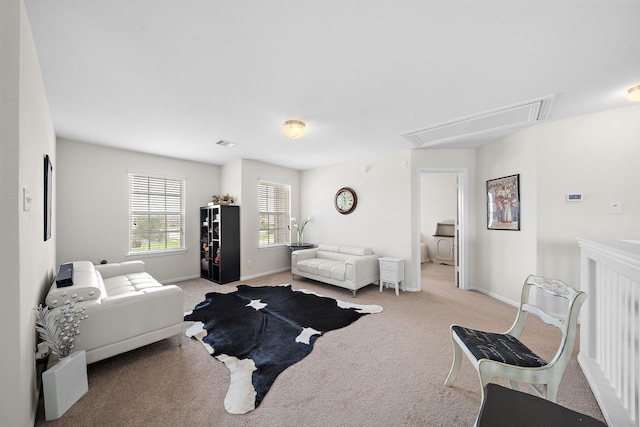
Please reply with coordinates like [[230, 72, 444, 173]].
[[24, 0, 640, 171]]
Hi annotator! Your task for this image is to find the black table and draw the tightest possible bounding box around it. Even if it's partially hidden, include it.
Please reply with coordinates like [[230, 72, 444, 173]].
[[286, 244, 314, 252], [477, 383, 607, 427]]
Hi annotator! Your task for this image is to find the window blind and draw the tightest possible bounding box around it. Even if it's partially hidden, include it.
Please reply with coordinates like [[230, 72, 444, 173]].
[[129, 174, 185, 253], [258, 180, 290, 247]]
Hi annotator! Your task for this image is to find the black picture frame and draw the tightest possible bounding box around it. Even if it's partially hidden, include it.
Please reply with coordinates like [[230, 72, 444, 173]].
[[44, 154, 53, 241], [487, 174, 520, 231]]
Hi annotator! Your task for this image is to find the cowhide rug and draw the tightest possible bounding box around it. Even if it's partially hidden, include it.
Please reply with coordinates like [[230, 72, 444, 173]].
[[184, 284, 383, 414]]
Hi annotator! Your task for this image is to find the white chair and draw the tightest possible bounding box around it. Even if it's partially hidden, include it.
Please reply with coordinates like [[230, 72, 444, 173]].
[[444, 274, 587, 403]]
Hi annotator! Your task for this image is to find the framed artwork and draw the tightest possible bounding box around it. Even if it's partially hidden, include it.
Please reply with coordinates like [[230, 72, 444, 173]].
[[44, 154, 53, 241], [486, 174, 520, 231]]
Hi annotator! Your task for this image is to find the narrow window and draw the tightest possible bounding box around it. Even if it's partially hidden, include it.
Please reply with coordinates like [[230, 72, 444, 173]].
[[258, 180, 290, 247]]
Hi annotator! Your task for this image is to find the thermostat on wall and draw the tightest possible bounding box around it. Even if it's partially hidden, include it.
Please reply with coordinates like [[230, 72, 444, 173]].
[[566, 193, 582, 202]]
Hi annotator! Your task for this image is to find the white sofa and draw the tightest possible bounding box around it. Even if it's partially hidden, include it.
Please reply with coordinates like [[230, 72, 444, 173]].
[[45, 261, 184, 364], [291, 244, 380, 296]]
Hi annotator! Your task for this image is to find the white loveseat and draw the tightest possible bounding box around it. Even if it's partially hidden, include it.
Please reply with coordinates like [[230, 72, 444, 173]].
[[291, 244, 380, 296], [45, 261, 184, 364]]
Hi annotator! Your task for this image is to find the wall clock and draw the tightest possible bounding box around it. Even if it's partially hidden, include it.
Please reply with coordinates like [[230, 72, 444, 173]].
[[335, 187, 357, 215]]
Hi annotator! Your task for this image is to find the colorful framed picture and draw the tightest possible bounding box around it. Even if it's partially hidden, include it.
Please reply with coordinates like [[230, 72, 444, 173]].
[[486, 174, 520, 231]]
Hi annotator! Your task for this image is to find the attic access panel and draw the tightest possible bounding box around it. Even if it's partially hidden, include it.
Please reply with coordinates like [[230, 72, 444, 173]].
[[402, 96, 553, 148]]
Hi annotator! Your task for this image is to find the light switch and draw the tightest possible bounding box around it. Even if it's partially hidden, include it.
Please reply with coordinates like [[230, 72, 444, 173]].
[[23, 187, 32, 211], [608, 202, 622, 214]]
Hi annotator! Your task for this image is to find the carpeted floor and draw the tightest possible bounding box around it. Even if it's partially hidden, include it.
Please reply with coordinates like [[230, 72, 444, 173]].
[[35, 263, 605, 426]]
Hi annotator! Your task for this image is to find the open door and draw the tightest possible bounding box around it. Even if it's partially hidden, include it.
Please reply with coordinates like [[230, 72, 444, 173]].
[[417, 168, 467, 291]]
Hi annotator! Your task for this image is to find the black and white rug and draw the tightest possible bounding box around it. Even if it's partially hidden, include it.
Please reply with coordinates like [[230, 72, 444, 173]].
[[184, 284, 383, 414]]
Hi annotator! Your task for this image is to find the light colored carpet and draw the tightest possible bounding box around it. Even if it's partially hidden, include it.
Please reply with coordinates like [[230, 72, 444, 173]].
[[35, 263, 605, 426]]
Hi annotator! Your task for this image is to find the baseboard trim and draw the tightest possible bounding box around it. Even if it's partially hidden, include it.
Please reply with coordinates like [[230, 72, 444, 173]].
[[468, 286, 519, 308], [161, 274, 201, 284], [578, 353, 633, 427], [241, 267, 291, 281], [161, 269, 295, 285]]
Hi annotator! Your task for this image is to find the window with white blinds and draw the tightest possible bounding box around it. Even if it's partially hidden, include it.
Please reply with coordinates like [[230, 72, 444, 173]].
[[258, 180, 291, 247], [129, 173, 185, 254]]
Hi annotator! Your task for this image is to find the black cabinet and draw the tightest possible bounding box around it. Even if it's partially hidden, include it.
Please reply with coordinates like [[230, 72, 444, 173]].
[[200, 205, 240, 284]]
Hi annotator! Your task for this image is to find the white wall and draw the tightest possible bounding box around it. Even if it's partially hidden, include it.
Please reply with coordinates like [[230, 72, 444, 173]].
[[237, 159, 300, 279], [475, 130, 538, 303], [420, 173, 457, 260], [56, 139, 220, 282], [301, 151, 415, 287], [475, 104, 640, 304], [221, 160, 242, 206], [0, 1, 57, 424], [0, 9, 22, 425], [535, 105, 640, 286]]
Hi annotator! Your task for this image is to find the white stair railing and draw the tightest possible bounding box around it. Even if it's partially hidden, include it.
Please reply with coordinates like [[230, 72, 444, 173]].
[[578, 238, 640, 427]]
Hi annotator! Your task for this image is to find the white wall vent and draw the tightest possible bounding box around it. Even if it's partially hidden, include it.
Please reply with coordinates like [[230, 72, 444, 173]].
[[402, 95, 554, 148]]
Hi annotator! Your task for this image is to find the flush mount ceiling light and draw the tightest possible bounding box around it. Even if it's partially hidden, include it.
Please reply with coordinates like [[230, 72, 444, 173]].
[[283, 120, 306, 139], [627, 85, 640, 102]]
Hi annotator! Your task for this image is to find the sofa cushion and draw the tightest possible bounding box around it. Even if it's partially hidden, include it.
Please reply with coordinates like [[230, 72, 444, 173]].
[[126, 272, 164, 290], [339, 246, 373, 256], [101, 291, 146, 306], [317, 244, 341, 252], [103, 272, 164, 297], [94, 260, 146, 280], [296, 258, 346, 281], [103, 276, 137, 296], [315, 250, 345, 262]]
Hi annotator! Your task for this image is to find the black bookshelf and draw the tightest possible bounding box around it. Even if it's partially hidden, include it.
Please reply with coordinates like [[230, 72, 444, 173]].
[[200, 205, 240, 284]]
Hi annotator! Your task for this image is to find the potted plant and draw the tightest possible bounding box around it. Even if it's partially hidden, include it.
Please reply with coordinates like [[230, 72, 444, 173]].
[[290, 217, 311, 245]]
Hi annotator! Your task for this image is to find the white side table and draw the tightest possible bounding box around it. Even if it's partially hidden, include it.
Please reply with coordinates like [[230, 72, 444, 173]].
[[379, 257, 405, 296]]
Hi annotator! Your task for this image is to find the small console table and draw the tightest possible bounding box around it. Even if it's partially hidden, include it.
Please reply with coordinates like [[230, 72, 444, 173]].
[[379, 257, 405, 296]]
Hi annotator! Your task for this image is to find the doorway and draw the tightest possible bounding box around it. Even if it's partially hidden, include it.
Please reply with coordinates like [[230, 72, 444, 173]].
[[416, 168, 467, 291]]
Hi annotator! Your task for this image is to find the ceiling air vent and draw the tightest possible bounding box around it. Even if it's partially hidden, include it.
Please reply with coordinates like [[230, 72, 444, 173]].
[[402, 95, 553, 148], [216, 139, 238, 148]]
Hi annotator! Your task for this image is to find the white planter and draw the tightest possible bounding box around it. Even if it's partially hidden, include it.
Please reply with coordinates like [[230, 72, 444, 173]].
[[42, 350, 88, 420]]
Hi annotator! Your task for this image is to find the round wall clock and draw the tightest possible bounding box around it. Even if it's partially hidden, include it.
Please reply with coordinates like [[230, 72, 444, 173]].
[[335, 187, 357, 215]]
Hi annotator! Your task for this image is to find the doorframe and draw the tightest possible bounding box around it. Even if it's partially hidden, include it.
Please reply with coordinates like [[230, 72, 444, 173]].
[[415, 167, 468, 291]]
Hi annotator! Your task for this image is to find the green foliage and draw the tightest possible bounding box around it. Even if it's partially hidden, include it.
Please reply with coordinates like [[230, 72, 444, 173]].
[[131, 214, 183, 252]]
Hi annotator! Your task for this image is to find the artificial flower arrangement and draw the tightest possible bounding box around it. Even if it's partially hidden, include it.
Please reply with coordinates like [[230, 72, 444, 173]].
[[34, 296, 88, 359], [290, 217, 311, 245]]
